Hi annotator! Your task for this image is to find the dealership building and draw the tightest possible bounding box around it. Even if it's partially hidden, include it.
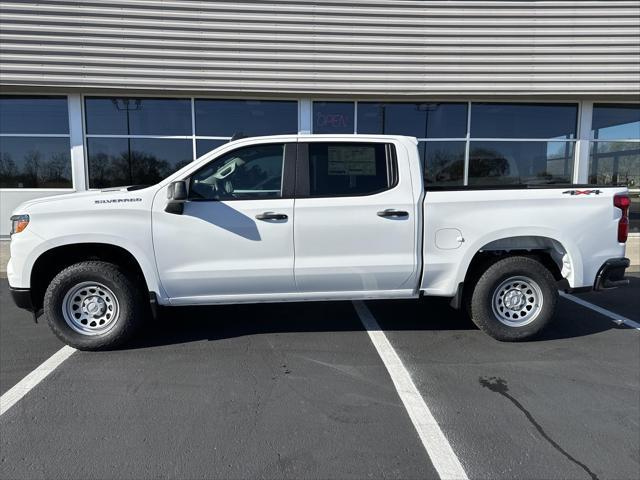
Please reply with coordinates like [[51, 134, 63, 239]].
[[0, 0, 639, 241]]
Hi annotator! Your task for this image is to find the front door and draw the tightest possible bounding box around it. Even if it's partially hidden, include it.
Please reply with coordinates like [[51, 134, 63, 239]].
[[152, 142, 296, 304], [293, 141, 419, 294]]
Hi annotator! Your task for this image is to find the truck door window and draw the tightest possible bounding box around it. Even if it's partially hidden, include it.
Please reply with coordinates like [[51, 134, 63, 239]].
[[189, 143, 285, 200], [305, 142, 394, 197]]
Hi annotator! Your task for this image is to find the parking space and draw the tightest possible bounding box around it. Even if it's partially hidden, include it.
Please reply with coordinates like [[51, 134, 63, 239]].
[[368, 295, 639, 480], [0, 283, 63, 396], [573, 273, 640, 321], [1, 277, 638, 480], [0, 295, 437, 479]]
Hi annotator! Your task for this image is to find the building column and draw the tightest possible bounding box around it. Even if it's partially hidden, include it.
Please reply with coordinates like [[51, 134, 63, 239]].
[[574, 101, 593, 184], [298, 98, 312, 134], [68, 94, 87, 191]]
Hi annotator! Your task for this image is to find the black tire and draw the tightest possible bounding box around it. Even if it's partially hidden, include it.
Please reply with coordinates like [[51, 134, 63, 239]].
[[44, 261, 145, 350], [469, 256, 557, 341]]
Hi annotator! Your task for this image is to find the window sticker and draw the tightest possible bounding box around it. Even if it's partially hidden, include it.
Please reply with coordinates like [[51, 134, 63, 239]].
[[327, 146, 377, 176]]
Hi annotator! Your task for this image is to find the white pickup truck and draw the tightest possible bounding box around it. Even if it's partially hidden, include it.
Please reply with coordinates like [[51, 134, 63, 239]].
[[7, 135, 631, 350]]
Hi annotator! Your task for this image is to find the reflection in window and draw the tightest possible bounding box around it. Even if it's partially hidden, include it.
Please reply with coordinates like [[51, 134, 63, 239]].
[[195, 100, 297, 137], [0, 137, 72, 188], [189, 144, 284, 200], [589, 142, 639, 188], [468, 141, 574, 186], [630, 194, 640, 233], [87, 138, 192, 188], [196, 139, 229, 158], [592, 104, 640, 140], [0, 96, 69, 134], [471, 103, 578, 139], [589, 104, 640, 232], [420, 142, 465, 187], [358, 103, 467, 138], [313, 102, 354, 134], [85, 97, 191, 135]]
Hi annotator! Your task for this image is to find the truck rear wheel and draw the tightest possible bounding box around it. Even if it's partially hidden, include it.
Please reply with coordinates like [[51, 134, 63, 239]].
[[469, 256, 557, 341], [44, 261, 145, 350]]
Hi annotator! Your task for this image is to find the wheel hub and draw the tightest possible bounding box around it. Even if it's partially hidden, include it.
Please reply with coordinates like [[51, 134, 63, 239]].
[[82, 296, 107, 316], [491, 276, 543, 327], [503, 289, 526, 311], [62, 282, 120, 336]]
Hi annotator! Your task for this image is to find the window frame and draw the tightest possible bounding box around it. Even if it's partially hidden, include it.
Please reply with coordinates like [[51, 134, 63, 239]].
[[194, 99, 299, 138], [186, 142, 297, 202], [588, 102, 640, 190], [82, 95, 301, 189], [295, 141, 398, 198], [312, 99, 583, 191]]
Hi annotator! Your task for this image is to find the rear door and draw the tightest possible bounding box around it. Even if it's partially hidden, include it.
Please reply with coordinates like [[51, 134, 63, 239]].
[[293, 140, 420, 295]]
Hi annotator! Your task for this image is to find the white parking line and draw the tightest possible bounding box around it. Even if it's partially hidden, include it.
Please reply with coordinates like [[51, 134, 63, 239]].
[[0, 345, 76, 416], [559, 292, 640, 330], [353, 301, 468, 480]]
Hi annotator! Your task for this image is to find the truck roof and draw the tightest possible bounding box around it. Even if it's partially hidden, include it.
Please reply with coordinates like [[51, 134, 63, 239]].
[[224, 133, 419, 145]]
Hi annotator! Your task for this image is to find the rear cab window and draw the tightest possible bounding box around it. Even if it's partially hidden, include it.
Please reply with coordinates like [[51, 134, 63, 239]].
[[299, 142, 397, 197]]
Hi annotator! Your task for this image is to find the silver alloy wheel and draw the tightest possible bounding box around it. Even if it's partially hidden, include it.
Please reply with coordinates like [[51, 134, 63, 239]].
[[62, 281, 120, 335], [491, 275, 543, 327]]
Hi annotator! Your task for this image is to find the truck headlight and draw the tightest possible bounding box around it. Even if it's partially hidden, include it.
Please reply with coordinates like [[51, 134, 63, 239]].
[[10, 214, 29, 236]]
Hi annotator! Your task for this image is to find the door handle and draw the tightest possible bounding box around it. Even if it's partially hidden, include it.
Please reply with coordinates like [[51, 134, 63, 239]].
[[377, 209, 409, 218], [256, 211, 288, 221]]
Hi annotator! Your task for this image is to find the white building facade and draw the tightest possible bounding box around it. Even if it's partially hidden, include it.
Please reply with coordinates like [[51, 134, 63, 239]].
[[1, 0, 639, 236]]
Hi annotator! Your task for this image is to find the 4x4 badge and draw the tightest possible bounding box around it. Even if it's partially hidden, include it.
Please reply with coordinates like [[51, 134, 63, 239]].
[[562, 189, 602, 196]]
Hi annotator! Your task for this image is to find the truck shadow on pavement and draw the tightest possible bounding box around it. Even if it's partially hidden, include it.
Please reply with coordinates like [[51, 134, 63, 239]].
[[123, 296, 621, 350]]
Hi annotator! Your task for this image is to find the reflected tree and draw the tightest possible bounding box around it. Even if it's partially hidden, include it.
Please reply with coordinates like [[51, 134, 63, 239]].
[[0, 153, 18, 187], [23, 150, 43, 186]]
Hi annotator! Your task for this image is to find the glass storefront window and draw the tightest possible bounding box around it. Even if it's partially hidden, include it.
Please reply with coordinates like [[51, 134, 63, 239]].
[[84, 97, 301, 187], [468, 141, 574, 186], [358, 103, 467, 138], [87, 138, 192, 188], [85, 98, 191, 136], [195, 100, 297, 137], [591, 104, 640, 140], [0, 96, 69, 134], [0, 95, 72, 188], [589, 142, 639, 187], [631, 194, 640, 234], [313, 102, 354, 134], [589, 141, 640, 233], [196, 139, 229, 158], [471, 103, 578, 139], [85, 97, 193, 187], [420, 141, 465, 187], [0, 137, 72, 188], [589, 142, 640, 233], [589, 104, 640, 232]]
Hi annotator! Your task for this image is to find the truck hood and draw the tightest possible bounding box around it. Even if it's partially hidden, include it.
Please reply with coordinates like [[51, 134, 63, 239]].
[[12, 186, 155, 216]]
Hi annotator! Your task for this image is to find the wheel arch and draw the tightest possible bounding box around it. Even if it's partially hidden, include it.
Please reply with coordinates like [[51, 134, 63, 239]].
[[454, 232, 582, 305], [30, 242, 159, 312]]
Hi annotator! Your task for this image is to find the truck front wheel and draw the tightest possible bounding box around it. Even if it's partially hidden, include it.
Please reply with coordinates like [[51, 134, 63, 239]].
[[44, 261, 145, 350], [469, 256, 557, 341]]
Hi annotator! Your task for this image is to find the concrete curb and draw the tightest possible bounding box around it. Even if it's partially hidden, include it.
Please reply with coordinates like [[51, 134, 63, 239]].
[[1, 240, 8, 274]]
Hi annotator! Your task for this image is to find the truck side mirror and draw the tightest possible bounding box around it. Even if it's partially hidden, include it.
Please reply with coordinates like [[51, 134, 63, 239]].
[[165, 180, 187, 214]]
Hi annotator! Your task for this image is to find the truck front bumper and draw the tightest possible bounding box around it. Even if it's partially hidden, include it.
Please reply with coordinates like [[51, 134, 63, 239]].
[[594, 257, 630, 291], [8, 283, 33, 312]]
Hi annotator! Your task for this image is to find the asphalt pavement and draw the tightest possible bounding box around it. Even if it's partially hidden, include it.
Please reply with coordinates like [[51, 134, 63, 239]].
[[0, 275, 638, 480]]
